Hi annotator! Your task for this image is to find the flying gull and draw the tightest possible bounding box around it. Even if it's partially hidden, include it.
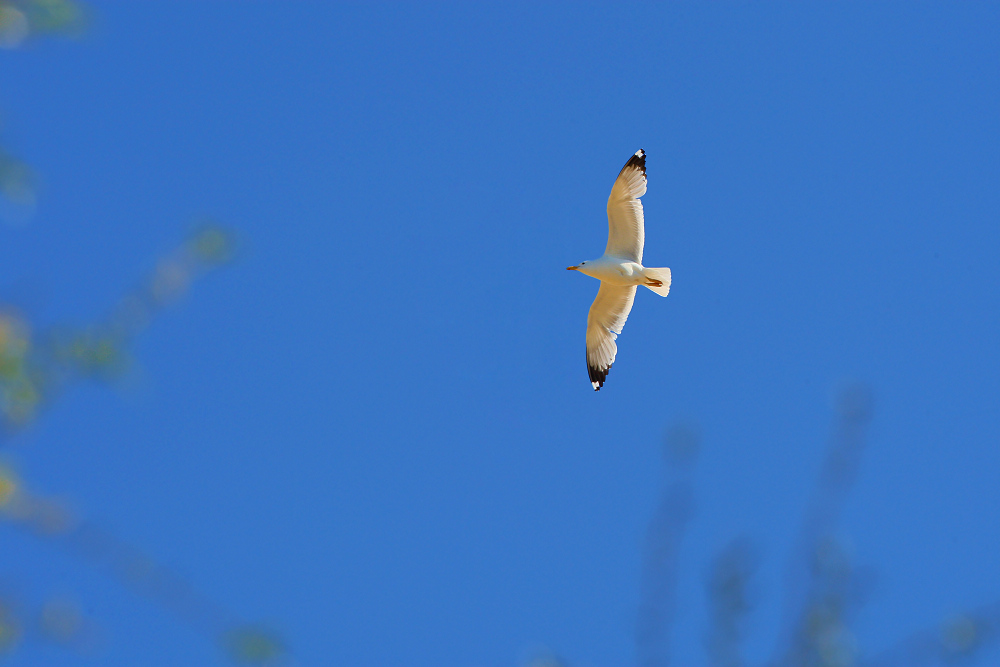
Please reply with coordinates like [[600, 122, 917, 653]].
[[567, 149, 671, 390]]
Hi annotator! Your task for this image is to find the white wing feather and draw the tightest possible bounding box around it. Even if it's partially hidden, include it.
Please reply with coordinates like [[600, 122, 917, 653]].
[[586, 283, 637, 390], [605, 149, 647, 263]]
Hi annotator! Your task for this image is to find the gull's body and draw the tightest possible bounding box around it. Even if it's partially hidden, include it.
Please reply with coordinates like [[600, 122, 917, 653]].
[[567, 149, 671, 390]]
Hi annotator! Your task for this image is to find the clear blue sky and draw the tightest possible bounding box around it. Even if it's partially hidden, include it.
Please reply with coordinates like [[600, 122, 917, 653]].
[[1, 2, 999, 665]]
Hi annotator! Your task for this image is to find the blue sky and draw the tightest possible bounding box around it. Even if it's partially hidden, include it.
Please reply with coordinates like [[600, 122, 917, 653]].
[[1, 2, 999, 665]]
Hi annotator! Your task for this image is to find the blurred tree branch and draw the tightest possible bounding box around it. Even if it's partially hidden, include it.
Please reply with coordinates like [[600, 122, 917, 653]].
[[1, 2, 289, 664], [634, 386, 1000, 667], [0, 0, 85, 49], [1, 225, 237, 432]]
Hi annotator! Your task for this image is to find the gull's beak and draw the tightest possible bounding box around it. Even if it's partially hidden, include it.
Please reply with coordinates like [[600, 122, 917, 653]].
[[566, 266, 578, 271]]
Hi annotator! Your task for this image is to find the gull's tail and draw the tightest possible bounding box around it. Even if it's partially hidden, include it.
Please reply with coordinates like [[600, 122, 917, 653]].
[[643, 267, 671, 297]]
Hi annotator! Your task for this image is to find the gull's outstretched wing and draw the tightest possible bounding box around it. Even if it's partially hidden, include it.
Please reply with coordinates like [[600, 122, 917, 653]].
[[605, 149, 647, 263], [586, 283, 637, 390]]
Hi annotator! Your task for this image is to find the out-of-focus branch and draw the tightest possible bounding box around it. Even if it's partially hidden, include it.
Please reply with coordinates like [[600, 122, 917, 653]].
[[2, 5, 290, 662], [636, 422, 700, 667], [2, 227, 291, 665], [0, 581, 103, 657], [1, 225, 236, 433], [1, 432, 288, 665], [0, 147, 35, 205], [705, 537, 757, 667], [862, 602, 1000, 667], [772, 383, 874, 667], [0, 0, 85, 49], [2, 0, 87, 225]]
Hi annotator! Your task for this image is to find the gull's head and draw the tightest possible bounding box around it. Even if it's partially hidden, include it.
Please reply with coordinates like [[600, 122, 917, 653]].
[[567, 261, 587, 271]]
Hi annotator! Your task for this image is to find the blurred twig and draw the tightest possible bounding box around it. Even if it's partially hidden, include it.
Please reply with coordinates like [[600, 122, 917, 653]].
[[1, 0, 87, 225], [1, 227, 292, 664], [0, 0, 85, 49], [633, 386, 1000, 667], [862, 601, 1000, 667], [636, 422, 700, 667], [771, 384, 874, 667], [1, 225, 236, 433], [706, 537, 757, 667], [0, 463, 288, 665], [1, 2, 288, 662]]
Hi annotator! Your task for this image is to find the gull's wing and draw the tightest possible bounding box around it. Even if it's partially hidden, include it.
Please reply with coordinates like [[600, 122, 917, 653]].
[[605, 149, 647, 263], [586, 283, 637, 390]]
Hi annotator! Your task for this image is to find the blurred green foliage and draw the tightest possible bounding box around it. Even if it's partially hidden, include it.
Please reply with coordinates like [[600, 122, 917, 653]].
[[1, 0, 86, 222], [0, 0, 85, 48], [1, 225, 239, 432], [224, 626, 288, 666], [0, 147, 35, 206], [0, 225, 294, 665], [2, 2, 289, 663]]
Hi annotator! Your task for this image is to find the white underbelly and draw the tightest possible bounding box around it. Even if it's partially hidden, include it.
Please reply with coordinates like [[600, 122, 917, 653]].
[[595, 261, 644, 286]]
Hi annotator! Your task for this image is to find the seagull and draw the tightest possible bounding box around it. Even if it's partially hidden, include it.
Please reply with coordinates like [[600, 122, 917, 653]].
[[567, 149, 671, 390]]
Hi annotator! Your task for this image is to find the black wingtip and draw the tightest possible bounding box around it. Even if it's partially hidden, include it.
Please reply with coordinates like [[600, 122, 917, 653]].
[[588, 358, 612, 391], [618, 149, 646, 178]]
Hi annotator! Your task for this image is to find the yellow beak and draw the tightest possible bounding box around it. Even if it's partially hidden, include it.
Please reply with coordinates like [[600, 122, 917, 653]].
[[566, 266, 578, 271]]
